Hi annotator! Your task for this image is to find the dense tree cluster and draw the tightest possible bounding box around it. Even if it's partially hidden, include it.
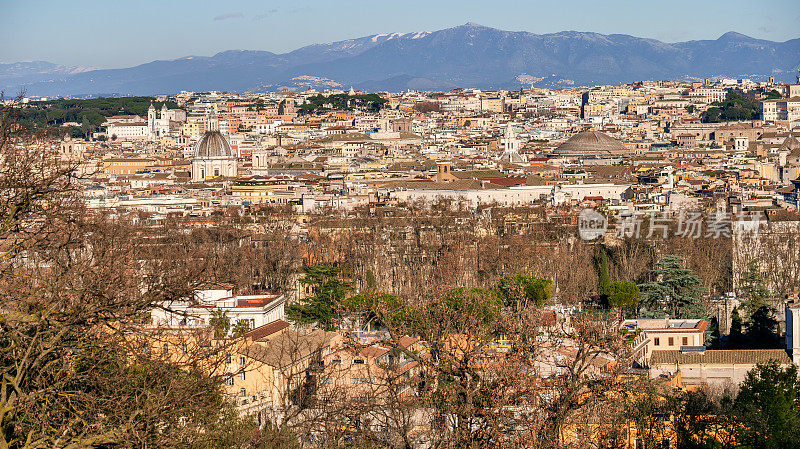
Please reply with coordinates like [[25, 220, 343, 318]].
[[297, 94, 387, 113], [702, 92, 761, 123], [286, 263, 797, 448], [17, 96, 178, 138], [0, 101, 269, 448]]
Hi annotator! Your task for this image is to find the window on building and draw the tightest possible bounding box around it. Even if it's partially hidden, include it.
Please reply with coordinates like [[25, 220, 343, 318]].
[[239, 371, 246, 381], [239, 356, 246, 365], [214, 168, 220, 177], [668, 337, 674, 346], [654, 338, 660, 346], [224, 375, 234, 386], [353, 359, 365, 365], [240, 388, 247, 397], [682, 337, 688, 346], [226, 354, 232, 364]]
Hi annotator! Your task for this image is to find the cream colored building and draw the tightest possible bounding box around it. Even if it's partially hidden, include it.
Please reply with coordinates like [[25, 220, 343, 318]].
[[649, 348, 791, 389], [621, 318, 708, 367], [229, 180, 299, 206], [182, 118, 207, 138], [480, 97, 505, 113], [135, 319, 340, 420], [106, 121, 149, 140], [762, 97, 800, 123], [227, 323, 339, 414], [317, 336, 422, 402]]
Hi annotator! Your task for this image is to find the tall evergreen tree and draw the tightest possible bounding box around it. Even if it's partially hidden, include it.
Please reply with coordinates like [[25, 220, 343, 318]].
[[746, 305, 780, 348], [740, 260, 770, 319], [364, 269, 377, 291], [606, 280, 640, 316], [286, 265, 351, 329], [705, 316, 721, 348], [638, 255, 705, 318], [734, 362, 800, 449], [597, 250, 610, 295], [496, 274, 553, 310], [729, 307, 745, 348]]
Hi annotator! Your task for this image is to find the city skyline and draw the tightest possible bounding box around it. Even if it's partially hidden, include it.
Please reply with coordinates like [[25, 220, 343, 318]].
[[2, 0, 799, 68], [3, 2, 800, 447]]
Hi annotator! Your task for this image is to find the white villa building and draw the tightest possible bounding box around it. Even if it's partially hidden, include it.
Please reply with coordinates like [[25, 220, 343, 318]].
[[391, 183, 631, 208], [151, 288, 286, 333]]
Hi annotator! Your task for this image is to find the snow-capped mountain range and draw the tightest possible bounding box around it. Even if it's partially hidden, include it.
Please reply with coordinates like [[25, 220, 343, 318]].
[[3, 23, 798, 97]]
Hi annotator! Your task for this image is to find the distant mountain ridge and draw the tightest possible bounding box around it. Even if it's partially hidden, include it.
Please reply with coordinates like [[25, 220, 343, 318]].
[[3, 23, 799, 96], [0, 61, 97, 94]]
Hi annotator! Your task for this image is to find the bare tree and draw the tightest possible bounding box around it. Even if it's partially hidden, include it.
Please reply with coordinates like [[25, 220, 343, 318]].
[[0, 99, 268, 448]]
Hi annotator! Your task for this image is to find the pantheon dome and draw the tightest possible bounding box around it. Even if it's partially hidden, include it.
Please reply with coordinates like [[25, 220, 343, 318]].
[[553, 131, 630, 157]]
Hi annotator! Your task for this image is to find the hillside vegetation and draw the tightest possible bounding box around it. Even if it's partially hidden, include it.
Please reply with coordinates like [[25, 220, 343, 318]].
[[19, 96, 178, 138]]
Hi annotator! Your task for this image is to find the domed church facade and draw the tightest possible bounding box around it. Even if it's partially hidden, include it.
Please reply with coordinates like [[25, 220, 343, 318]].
[[190, 118, 237, 182]]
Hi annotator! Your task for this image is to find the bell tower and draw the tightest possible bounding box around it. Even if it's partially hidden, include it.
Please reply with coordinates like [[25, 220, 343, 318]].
[[147, 103, 156, 139], [502, 122, 519, 153]]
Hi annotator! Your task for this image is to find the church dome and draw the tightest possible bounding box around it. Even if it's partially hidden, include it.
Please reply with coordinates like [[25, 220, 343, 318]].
[[193, 131, 234, 158], [553, 131, 629, 156]]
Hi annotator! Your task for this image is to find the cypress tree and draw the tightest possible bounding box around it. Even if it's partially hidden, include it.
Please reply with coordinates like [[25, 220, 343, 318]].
[[729, 307, 745, 348]]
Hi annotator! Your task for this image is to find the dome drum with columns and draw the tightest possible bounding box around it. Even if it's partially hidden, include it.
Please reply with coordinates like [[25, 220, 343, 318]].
[[191, 117, 237, 182]]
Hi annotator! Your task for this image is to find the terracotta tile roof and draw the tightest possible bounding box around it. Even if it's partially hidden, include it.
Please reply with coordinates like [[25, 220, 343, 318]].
[[392, 179, 495, 190], [650, 349, 791, 365], [487, 176, 527, 187], [240, 329, 334, 369], [360, 345, 390, 359], [397, 336, 419, 349], [451, 169, 504, 179], [234, 295, 283, 308], [396, 360, 420, 375], [244, 319, 290, 341]]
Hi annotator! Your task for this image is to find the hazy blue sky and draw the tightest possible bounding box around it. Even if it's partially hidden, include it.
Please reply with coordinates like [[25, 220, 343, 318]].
[[2, 0, 799, 68]]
